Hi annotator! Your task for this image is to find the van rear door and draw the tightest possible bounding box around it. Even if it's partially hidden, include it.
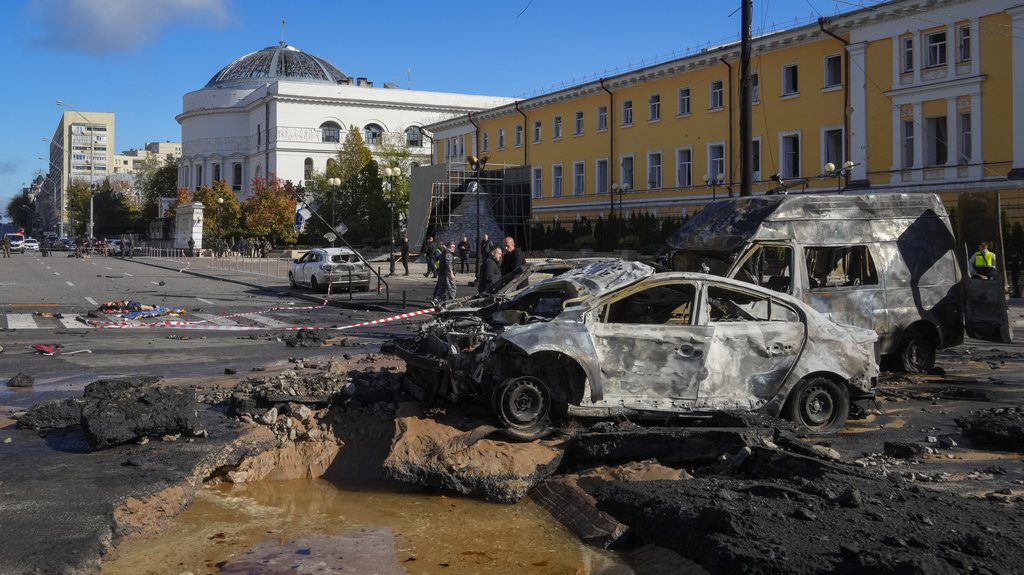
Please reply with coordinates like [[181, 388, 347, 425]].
[[958, 191, 1012, 343]]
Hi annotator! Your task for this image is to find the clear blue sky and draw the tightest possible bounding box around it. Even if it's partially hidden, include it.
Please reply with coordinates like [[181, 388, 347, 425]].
[[1, 0, 875, 218]]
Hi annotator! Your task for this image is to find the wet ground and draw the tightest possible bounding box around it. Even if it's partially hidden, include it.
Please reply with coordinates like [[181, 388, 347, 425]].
[[103, 479, 627, 575]]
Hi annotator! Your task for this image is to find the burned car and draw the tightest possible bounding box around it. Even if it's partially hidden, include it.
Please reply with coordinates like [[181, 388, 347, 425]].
[[398, 260, 878, 438], [445, 257, 617, 311]]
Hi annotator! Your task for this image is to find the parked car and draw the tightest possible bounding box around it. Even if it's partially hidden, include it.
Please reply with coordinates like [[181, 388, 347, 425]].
[[289, 247, 371, 292], [397, 260, 878, 438], [107, 239, 123, 256], [21, 238, 39, 252], [5, 233, 25, 253]]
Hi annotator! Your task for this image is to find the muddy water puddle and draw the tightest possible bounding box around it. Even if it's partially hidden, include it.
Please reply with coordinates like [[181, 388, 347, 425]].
[[104, 479, 629, 575]]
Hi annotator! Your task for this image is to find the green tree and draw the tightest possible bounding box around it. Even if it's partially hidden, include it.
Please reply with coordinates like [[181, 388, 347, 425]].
[[241, 174, 297, 245], [194, 180, 241, 239], [137, 154, 179, 221], [330, 127, 385, 244], [375, 138, 413, 241], [66, 179, 94, 237], [5, 192, 32, 229]]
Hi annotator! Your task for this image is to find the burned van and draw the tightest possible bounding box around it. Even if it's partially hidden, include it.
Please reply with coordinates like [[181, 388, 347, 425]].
[[665, 192, 1011, 371]]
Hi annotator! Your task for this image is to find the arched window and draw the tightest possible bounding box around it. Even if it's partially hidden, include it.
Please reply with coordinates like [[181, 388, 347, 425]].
[[304, 158, 314, 181], [326, 158, 337, 172], [320, 122, 341, 143], [406, 127, 422, 147], [364, 123, 383, 145]]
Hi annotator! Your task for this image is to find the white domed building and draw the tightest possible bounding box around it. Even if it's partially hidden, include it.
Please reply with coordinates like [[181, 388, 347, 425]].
[[177, 42, 513, 198]]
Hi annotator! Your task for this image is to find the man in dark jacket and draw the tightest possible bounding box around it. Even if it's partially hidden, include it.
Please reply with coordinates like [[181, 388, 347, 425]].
[[457, 236, 470, 274], [400, 237, 410, 275], [478, 246, 504, 293], [432, 241, 457, 305], [500, 236, 526, 277], [423, 236, 436, 278]]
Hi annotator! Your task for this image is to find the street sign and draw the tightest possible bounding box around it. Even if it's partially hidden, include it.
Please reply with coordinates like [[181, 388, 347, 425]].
[[333, 222, 348, 236], [323, 232, 337, 243]]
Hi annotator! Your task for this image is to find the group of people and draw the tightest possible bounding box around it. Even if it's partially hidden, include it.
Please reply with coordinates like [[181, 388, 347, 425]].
[[426, 233, 526, 306]]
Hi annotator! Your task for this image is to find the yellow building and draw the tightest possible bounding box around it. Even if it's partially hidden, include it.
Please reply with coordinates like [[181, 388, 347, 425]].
[[413, 0, 1024, 246]]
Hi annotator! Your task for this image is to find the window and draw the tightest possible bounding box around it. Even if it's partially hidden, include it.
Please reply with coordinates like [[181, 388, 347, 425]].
[[782, 134, 801, 178], [926, 31, 947, 68], [925, 116, 948, 166], [596, 159, 609, 194], [751, 74, 759, 102], [958, 112, 972, 164], [553, 116, 562, 139], [710, 81, 724, 109], [647, 152, 662, 189], [782, 65, 799, 96], [320, 122, 341, 143], [194, 165, 202, 191], [604, 283, 696, 325], [515, 125, 523, 147], [678, 87, 691, 115], [676, 148, 692, 187], [406, 127, 422, 147], [213, 164, 221, 183], [709, 144, 725, 182], [498, 128, 506, 149], [752, 138, 762, 180], [736, 245, 794, 294], [902, 37, 914, 72], [707, 285, 798, 323], [364, 123, 382, 145], [622, 100, 633, 126], [573, 161, 585, 196], [824, 128, 844, 168], [648, 94, 661, 121], [303, 158, 313, 181], [620, 156, 634, 189], [958, 25, 971, 62], [533, 120, 542, 143], [574, 111, 584, 135], [597, 106, 608, 131], [532, 166, 542, 199], [824, 55, 842, 88], [482, 132, 489, 152], [552, 164, 563, 197], [902, 120, 915, 168], [806, 246, 879, 289], [232, 163, 242, 191]]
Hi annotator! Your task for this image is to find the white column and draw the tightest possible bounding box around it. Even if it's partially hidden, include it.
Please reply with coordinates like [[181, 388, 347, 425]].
[[890, 104, 903, 184], [913, 103, 924, 181], [971, 93, 983, 178], [1010, 6, 1024, 175], [848, 42, 869, 182], [946, 97, 958, 172]]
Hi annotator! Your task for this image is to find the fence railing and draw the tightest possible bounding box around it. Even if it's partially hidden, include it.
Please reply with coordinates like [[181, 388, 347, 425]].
[[136, 247, 291, 280]]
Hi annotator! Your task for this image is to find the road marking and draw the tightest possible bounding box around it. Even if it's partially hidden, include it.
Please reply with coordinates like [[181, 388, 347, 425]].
[[45, 266, 52, 270], [104, 266, 112, 270], [66, 281, 75, 287], [151, 281, 161, 286], [123, 272, 133, 277], [85, 297, 98, 306], [192, 313, 240, 326], [197, 297, 215, 305], [246, 314, 292, 328], [53, 272, 60, 276], [6, 314, 38, 330], [59, 316, 92, 330]]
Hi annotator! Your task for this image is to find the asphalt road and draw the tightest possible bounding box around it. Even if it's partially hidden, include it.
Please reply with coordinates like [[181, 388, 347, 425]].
[[0, 251, 454, 410]]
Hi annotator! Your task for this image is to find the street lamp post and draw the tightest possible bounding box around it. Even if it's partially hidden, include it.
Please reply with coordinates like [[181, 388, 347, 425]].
[[823, 161, 855, 194], [703, 173, 725, 200], [466, 155, 489, 276], [383, 166, 402, 276], [327, 177, 341, 246], [612, 182, 630, 240], [41, 138, 65, 238]]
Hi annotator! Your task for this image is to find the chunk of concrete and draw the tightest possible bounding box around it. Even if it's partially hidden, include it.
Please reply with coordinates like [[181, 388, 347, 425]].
[[81, 383, 200, 450], [16, 399, 87, 430]]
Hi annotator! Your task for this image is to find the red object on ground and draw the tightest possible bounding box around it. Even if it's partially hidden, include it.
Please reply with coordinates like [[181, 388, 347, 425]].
[[32, 344, 56, 355]]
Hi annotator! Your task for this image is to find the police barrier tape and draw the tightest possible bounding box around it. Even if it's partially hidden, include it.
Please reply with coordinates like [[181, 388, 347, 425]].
[[81, 307, 435, 331]]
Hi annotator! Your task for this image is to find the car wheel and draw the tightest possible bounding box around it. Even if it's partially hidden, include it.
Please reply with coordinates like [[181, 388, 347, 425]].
[[289, 272, 297, 288], [492, 376, 552, 440], [310, 276, 322, 293], [898, 336, 936, 373], [784, 376, 850, 434]]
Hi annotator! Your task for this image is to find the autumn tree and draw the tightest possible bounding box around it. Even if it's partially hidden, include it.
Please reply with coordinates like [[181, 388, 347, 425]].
[[241, 174, 297, 245], [169, 187, 192, 211], [374, 138, 412, 244], [193, 180, 241, 239]]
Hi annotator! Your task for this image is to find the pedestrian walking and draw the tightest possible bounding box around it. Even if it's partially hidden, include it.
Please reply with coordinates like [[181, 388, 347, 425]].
[[126, 238, 133, 258], [1009, 250, 1022, 298], [500, 236, 526, 277], [423, 236, 437, 278], [432, 241, 457, 305], [478, 233, 492, 262], [400, 236, 410, 275], [478, 245, 503, 293], [969, 241, 997, 280], [2, 236, 10, 258], [458, 236, 470, 274]]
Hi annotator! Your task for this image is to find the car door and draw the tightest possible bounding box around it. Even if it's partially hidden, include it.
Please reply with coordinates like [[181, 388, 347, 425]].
[[699, 282, 806, 406], [957, 191, 1012, 343], [588, 280, 711, 408], [295, 251, 315, 285]]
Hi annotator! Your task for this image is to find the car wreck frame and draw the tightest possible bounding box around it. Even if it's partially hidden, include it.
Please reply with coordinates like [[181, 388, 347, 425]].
[[398, 261, 878, 439]]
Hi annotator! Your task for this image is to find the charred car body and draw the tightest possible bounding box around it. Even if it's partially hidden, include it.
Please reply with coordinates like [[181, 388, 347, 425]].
[[665, 192, 1011, 372], [398, 260, 878, 438]]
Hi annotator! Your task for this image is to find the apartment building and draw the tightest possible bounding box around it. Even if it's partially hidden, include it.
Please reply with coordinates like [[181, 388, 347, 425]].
[[44, 111, 115, 237]]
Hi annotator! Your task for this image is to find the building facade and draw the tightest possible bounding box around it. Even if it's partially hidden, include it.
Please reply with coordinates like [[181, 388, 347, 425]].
[[420, 0, 1024, 235], [44, 111, 116, 238], [177, 42, 514, 199]]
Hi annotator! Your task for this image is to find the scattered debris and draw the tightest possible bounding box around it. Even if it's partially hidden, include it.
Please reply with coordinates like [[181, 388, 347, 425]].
[[6, 373, 35, 387], [956, 406, 1024, 452]]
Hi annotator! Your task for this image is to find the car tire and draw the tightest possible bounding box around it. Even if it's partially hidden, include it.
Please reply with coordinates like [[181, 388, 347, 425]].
[[783, 376, 850, 434], [289, 272, 297, 288], [898, 336, 936, 373], [310, 276, 322, 293], [492, 376, 552, 440]]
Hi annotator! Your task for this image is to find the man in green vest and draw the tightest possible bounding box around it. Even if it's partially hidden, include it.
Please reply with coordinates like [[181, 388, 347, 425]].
[[969, 241, 997, 280]]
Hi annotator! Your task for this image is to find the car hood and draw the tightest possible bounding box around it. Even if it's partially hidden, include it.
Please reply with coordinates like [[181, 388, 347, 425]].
[[512, 260, 655, 303]]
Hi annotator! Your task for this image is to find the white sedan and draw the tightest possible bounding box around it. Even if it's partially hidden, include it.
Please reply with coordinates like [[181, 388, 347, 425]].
[[289, 247, 371, 292], [21, 238, 39, 253]]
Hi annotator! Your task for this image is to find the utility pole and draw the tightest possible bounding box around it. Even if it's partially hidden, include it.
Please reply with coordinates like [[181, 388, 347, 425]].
[[739, 0, 753, 196]]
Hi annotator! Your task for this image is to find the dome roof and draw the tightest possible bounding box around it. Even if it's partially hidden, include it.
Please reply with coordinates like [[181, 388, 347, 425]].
[[205, 42, 348, 88]]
